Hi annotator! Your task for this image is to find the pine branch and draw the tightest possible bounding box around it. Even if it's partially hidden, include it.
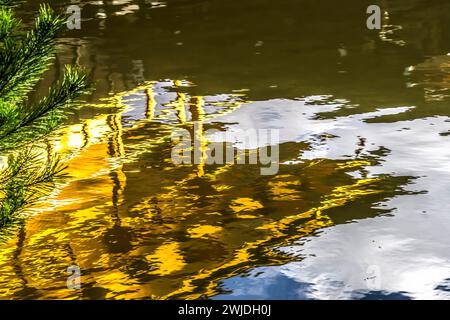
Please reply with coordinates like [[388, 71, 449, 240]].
[[0, 147, 67, 228], [0, 4, 65, 103], [0, 65, 90, 150], [21, 65, 89, 129], [0, 4, 91, 230]]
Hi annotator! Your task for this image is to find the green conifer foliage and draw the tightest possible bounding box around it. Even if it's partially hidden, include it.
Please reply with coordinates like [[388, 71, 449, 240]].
[[0, 4, 89, 229]]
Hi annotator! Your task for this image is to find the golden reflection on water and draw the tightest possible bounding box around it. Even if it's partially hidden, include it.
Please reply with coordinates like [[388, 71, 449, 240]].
[[0, 81, 406, 299]]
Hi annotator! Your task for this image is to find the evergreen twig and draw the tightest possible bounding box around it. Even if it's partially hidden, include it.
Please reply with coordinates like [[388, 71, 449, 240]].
[[0, 3, 90, 229]]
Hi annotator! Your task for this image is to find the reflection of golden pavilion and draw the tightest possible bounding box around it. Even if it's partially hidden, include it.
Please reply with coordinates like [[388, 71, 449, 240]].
[[0, 81, 404, 299]]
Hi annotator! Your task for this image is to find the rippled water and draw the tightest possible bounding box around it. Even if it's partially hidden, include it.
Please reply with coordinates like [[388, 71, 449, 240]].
[[0, 0, 450, 299]]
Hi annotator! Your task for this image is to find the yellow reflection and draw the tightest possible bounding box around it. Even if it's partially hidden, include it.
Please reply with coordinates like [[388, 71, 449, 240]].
[[188, 225, 223, 239], [230, 198, 263, 212], [146, 242, 186, 276], [145, 86, 156, 120], [0, 80, 402, 300]]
